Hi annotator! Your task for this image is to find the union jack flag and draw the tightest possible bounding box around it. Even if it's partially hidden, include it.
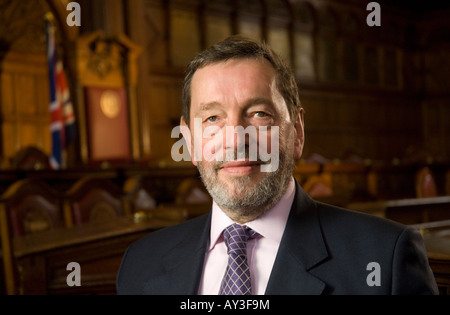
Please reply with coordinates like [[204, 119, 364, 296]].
[[46, 17, 76, 169]]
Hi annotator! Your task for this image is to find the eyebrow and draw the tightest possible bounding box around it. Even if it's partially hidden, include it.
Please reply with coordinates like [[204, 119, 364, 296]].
[[195, 97, 275, 115], [193, 102, 222, 117], [244, 97, 275, 108], [198, 101, 221, 112]]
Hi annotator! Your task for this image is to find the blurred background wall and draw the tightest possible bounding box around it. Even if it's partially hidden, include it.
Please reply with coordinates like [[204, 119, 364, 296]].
[[0, 0, 449, 168]]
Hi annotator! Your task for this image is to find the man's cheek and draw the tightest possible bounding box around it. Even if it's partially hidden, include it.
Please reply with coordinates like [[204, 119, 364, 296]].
[[259, 126, 280, 173], [202, 125, 224, 162]]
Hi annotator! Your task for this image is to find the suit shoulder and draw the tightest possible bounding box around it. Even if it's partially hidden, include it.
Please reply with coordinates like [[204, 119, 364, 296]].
[[315, 201, 407, 236], [307, 200, 437, 295], [117, 213, 209, 294]]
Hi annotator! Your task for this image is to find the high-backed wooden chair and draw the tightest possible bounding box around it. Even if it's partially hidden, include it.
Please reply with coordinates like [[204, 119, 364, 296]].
[[302, 152, 330, 165], [124, 175, 192, 222], [0, 179, 64, 237], [123, 175, 157, 213], [9, 146, 51, 170], [416, 167, 438, 198], [302, 173, 333, 198], [0, 179, 65, 294], [175, 177, 211, 206], [149, 177, 212, 221], [64, 177, 127, 226], [322, 161, 369, 203], [175, 178, 211, 218]]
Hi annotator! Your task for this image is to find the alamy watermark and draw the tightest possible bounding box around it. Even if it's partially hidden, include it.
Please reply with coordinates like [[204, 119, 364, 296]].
[[366, 262, 381, 287], [64, 261, 380, 289], [66, 2, 81, 27], [366, 2, 381, 27], [171, 118, 280, 173], [66, 262, 81, 287]]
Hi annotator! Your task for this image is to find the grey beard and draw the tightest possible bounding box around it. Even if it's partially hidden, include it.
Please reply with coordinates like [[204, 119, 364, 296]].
[[197, 150, 294, 221]]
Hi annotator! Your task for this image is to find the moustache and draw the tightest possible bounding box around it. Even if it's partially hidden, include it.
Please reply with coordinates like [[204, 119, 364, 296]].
[[211, 146, 269, 169]]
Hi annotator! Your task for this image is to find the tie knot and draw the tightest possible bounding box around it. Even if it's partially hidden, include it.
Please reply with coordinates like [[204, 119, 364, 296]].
[[223, 224, 259, 255]]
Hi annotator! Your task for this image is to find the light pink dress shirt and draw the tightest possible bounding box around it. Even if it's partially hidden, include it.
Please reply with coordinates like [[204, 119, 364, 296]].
[[197, 177, 296, 295]]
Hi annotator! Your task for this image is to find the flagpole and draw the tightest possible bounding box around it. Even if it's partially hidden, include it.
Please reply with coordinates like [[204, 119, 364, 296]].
[[46, 11, 60, 170], [45, 11, 77, 170]]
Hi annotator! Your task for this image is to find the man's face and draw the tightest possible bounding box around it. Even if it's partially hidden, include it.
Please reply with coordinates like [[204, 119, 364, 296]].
[[182, 58, 304, 223]]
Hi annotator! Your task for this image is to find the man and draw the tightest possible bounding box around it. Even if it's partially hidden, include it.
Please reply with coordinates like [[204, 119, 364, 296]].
[[116, 36, 438, 295]]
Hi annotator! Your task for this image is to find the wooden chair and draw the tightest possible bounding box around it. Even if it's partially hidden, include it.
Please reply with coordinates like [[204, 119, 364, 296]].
[[123, 175, 157, 213], [125, 175, 210, 222], [0, 179, 65, 294], [302, 173, 333, 198], [170, 177, 212, 219], [9, 146, 51, 170], [293, 161, 321, 188], [416, 167, 438, 198], [175, 178, 211, 205], [301, 152, 330, 165], [64, 177, 127, 226], [367, 163, 417, 200], [0, 179, 65, 237], [323, 161, 369, 204], [341, 151, 368, 165]]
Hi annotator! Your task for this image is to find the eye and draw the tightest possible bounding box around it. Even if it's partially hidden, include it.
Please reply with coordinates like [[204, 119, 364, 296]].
[[254, 111, 268, 118], [206, 116, 218, 123]]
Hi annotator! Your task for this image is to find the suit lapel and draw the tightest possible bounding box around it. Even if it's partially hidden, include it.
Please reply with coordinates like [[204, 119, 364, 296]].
[[142, 213, 211, 295], [265, 182, 329, 295]]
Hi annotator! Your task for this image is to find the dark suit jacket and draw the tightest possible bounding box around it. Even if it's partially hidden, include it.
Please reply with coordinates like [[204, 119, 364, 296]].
[[116, 181, 438, 295]]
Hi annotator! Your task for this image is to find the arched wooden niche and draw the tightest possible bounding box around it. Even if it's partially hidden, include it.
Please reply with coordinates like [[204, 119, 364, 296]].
[[73, 30, 142, 165]]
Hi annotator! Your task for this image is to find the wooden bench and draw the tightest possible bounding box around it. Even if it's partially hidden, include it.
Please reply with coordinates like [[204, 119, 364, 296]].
[[9, 215, 181, 294], [347, 196, 450, 225]]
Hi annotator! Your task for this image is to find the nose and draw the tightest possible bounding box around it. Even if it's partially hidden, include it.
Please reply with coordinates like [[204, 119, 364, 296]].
[[224, 114, 249, 151]]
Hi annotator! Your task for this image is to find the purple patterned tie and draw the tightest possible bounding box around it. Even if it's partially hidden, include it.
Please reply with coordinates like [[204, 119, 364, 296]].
[[219, 224, 260, 295]]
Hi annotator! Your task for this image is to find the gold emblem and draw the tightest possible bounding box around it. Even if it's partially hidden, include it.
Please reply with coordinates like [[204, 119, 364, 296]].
[[100, 90, 120, 118]]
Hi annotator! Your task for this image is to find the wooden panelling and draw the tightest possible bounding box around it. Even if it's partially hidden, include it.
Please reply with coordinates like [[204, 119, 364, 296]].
[[293, 31, 316, 79], [204, 1, 233, 48], [124, 0, 450, 163], [169, 4, 201, 68], [1, 52, 51, 163], [422, 98, 450, 161], [0, 0, 449, 170], [144, 74, 184, 160]]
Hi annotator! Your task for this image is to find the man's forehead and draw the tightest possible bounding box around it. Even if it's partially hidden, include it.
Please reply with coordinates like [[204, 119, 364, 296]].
[[193, 57, 276, 79], [191, 58, 277, 96], [189, 58, 285, 116]]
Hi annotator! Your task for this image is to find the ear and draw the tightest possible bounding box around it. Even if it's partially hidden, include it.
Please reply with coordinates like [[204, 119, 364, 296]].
[[180, 117, 198, 166], [293, 108, 305, 160]]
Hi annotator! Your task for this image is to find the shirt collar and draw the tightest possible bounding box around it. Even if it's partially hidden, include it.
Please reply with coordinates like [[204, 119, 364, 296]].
[[208, 177, 296, 250]]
